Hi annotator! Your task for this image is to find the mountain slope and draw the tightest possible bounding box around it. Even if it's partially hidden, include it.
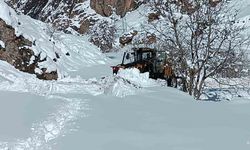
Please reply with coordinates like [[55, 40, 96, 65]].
[[0, 1, 107, 79], [5, 0, 142, 34]]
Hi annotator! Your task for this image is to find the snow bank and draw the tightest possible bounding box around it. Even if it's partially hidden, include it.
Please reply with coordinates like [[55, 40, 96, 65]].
[[100, 76, 140, 97], [0, 61, 155, 98], [117, 68, 158, 87], [97, 68, 159, 97]]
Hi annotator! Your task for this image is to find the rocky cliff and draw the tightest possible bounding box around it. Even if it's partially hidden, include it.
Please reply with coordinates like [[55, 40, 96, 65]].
[[5, 0, 141, 34]]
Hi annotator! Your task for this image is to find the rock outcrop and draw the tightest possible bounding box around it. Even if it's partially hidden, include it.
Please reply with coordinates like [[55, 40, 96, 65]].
[[0, 18, 58, 80], [148, 12, 160, 22], [119, 30, 138, 46], [90, 0, 140, 17], [5, 0, 142, 34], [120, 31, 157, 47]]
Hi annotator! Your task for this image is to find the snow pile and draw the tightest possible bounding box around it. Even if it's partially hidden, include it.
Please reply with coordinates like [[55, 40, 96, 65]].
[[0, 60, 158, 98], [98, 68, 159, 97], [100, 76, 140, 97], [0, 60, 103, 96], [0, 1, 107, 79], [0, 60, 152, 98], [117, 68, 158, 87]]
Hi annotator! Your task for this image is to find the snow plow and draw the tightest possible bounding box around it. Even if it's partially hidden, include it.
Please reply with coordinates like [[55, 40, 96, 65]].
[[111, 48, 174, 82]]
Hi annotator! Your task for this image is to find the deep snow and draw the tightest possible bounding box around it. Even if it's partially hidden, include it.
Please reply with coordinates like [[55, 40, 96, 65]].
[[55, 88, 250, 150], [1, 56, 250, 150], [1, 0, 250, 150], [2, 75, 250, 150]]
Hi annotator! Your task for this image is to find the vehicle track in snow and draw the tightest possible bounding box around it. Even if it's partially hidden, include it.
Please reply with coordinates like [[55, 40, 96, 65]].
[[0, 96, 89, 150], [0, 65, 154, 150], [0, 67, 98, 150]]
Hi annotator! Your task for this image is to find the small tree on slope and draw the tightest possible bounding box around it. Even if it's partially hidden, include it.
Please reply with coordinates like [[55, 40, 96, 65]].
[[148, 0, 250, 99]]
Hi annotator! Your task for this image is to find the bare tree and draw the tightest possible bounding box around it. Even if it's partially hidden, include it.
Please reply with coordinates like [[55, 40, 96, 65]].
[[148, 0, 250, 99]]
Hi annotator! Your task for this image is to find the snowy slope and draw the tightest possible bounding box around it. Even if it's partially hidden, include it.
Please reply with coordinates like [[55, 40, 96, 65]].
[[233, 0, 250, 18], [0, 1, 107, 79]]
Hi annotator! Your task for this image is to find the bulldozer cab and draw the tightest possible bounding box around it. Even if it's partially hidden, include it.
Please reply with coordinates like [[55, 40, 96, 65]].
[[121, 52, 135, 65], [112, 47, 169, 79], [122, 48, 155, 65]]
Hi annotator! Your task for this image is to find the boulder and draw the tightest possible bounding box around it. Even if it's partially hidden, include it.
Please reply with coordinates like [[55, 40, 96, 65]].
[[119, 30, 138, 46]]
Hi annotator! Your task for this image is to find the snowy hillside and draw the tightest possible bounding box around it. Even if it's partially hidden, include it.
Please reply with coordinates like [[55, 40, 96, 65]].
[[0, 1, 107, 79]]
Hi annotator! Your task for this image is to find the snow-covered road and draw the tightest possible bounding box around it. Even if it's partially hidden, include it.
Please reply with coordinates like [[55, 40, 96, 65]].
[[0, 61, 101, 150], [0, 94, 88, 150], [54, 88, 250, 150], [1, 60, 250, 150], [0, 60, 153, 150]]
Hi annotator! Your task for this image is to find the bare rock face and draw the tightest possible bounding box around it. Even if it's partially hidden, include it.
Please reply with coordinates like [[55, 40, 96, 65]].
[[0, 18, 58, 80], [79, 18, 95, 34], [90, 0, 139, 17], [120, 31, 157, 47]]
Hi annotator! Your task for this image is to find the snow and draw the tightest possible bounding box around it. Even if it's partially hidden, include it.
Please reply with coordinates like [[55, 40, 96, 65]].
[[1, 52, 250, 150], [0, 40, 5, 48], [1, 1, 250, 150], [0, 1, 107, 79], [0, 93, 87, 150], [0, 1, 17, 26], [52, 89, 250, 150], [115, 5, 149, 35], [117, 68, 158, 87]]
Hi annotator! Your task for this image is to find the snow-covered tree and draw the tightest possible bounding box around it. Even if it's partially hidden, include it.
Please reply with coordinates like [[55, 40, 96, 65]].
[[148, 0, 250, 99]]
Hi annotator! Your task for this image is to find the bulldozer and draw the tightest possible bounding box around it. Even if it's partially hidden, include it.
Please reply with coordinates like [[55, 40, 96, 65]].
[[111, 47, 174, 81]]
